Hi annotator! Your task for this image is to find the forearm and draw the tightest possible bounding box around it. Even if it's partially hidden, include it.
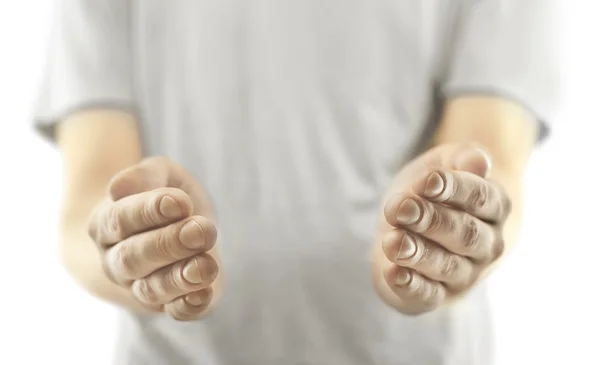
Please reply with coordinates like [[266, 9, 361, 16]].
[[55, 110, 151, 314]]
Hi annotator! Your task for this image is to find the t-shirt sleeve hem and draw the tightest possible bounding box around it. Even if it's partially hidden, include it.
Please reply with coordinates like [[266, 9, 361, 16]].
[[441, 85, 553, 144], [33, 98, 136, 144]]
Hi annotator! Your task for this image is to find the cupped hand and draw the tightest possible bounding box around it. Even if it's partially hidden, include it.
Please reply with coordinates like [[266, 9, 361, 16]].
[[373, 144, 511, 315], [88, 157, 222, 320]]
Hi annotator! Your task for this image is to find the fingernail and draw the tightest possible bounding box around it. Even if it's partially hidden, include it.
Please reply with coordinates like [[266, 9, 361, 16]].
[[185, 292, 205, 306], [159, 196, 182, 218], [424, 172, 444, 198], [395, 269, 412, 287], [396, 235, 417, 260], [396, 199, 420, 225], [182, 258, 203, 284], [179, 220, 205, 250]]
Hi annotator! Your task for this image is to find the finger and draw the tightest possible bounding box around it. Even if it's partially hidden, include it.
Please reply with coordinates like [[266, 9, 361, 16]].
[[104, 216, 217, 281], [413, 169, 509, 222], [131, 254, 218, 305], [384, 194, 500, 262], [109, 157, 186, 200], [382, 228, 475, 290], [452, 146, 491, 178], [89, 187, 193, 246], [164, 288, 213, 321], [384, 265, 446, 312]]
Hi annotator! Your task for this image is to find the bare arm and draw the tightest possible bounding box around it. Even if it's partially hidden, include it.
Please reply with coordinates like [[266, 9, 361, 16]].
[[56, 110, 220, 320], [373, 95, 538, 314], [56, 109, 149, 313]]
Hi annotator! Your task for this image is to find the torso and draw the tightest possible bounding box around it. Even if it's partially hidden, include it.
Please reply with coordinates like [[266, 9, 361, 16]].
[[115, 1, 494, 364]]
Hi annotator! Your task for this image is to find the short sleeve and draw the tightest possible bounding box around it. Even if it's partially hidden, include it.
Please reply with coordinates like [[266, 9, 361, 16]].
[[441, 0, 561, 143], [33, 0, 133, 141]]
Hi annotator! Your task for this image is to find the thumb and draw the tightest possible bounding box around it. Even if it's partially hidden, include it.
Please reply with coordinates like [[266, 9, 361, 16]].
[[108, 157, 178, 201], [451, 145, 492, 178]]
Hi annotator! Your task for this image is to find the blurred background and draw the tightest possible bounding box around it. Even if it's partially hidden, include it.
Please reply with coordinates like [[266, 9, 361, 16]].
[[0, 1, 597, 365]]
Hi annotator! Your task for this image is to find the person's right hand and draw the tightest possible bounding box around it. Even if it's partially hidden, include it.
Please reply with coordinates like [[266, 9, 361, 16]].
[[87, 157, 221, 321]]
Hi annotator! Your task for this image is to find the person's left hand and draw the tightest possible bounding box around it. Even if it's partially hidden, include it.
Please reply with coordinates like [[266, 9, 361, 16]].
[[372, 144, 512, 315]]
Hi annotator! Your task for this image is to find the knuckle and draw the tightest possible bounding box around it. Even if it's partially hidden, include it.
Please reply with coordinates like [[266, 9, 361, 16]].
[[112, 244, 136, 279], [139, 199, 162, 227], [462, 218, 480, 250], [424, 206, 449, 234], [106, 208, 125, 241], [164, 266, 185, 292], [467, 183, 488, 211], [150, 229, 175, 260], [440, 255, 461, 278], [135, 279, 160, 304]]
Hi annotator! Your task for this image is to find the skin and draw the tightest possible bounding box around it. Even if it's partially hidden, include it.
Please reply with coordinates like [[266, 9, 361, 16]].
[[372, 96, 536, 314], [58, 110, 222, 320], [87, 157, 222, 319], [57, 96, 535, 320]]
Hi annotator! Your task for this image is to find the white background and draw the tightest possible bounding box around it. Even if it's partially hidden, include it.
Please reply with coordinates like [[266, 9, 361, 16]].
[[0, 2, 597, 365]]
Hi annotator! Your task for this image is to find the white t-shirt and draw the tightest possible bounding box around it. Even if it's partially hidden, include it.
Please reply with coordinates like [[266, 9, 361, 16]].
[[34, 1, 559, 364]]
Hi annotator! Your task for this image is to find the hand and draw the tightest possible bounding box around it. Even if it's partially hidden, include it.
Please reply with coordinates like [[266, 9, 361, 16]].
[[372, 144, 511, 315], [88, 157, 221, 320]]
